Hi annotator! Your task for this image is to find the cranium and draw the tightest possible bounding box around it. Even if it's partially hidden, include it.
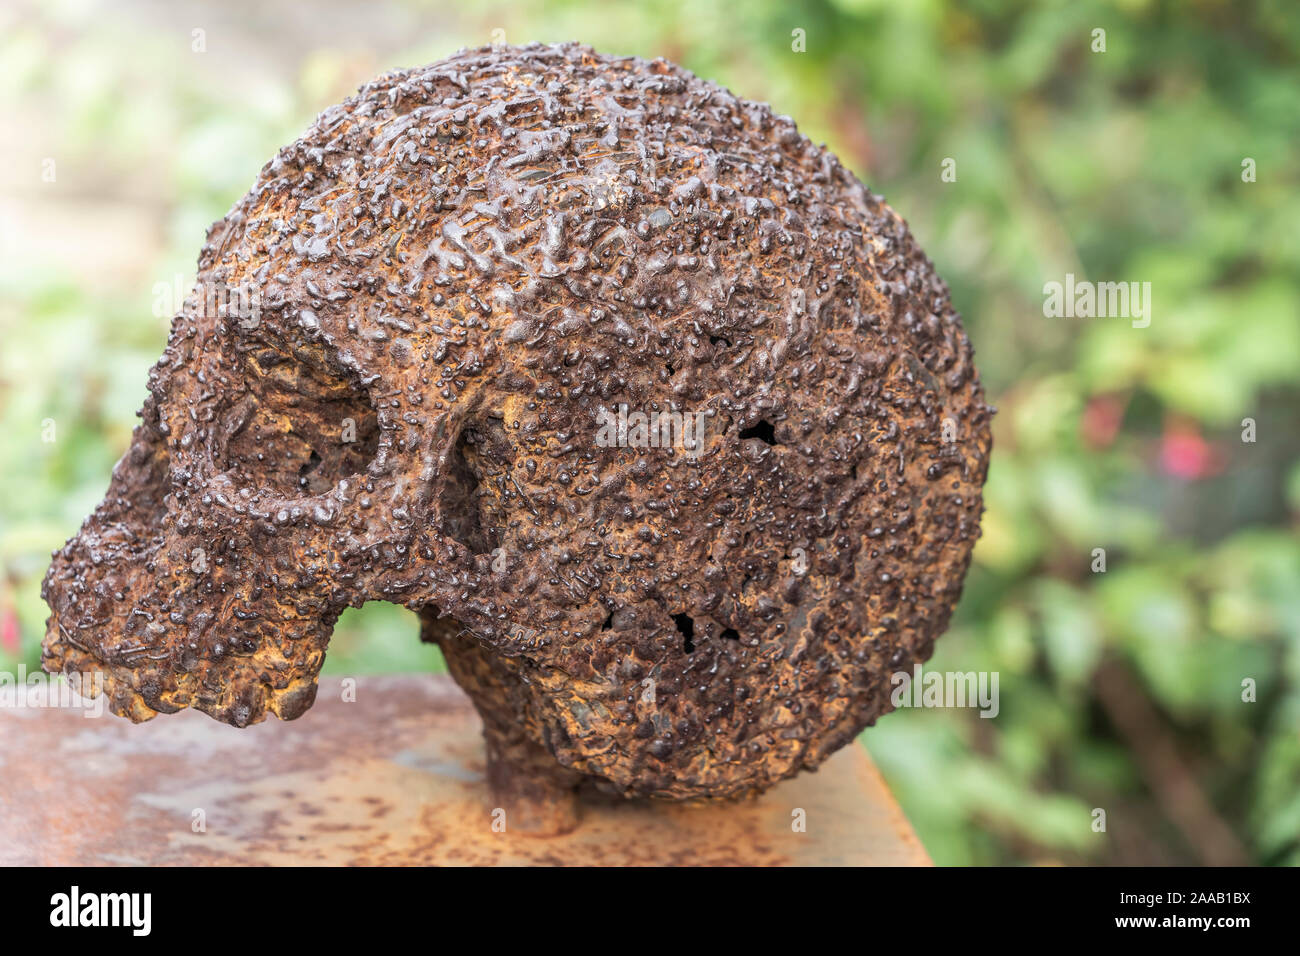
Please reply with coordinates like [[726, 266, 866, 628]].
[[43, 43, 992, 833]]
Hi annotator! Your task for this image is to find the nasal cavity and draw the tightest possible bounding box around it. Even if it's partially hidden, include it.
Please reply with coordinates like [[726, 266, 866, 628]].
[[438, 418, 508, 555]]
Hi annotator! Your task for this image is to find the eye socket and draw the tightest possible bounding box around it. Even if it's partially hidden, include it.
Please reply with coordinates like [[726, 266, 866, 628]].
[[221, 346, 380, 498]]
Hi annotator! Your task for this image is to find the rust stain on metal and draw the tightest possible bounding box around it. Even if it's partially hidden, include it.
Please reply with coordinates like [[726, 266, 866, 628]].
[[0, 676, 929, 866], [41, 43, 992, 833]]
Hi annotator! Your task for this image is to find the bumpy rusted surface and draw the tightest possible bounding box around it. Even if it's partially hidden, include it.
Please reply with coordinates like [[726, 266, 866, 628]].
[[42, 43, 992, 820]]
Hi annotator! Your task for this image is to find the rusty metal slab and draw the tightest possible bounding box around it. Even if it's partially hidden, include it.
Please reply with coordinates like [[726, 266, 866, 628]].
[[0, 675, 929, 866]]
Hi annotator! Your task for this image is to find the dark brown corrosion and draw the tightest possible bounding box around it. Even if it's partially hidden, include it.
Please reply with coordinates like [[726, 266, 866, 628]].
[[43, 43, 993, 833]]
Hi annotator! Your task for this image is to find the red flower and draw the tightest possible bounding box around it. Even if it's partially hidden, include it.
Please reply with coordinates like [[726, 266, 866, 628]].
[[0, 604, 19, 655], [1160, 421, 1220, 480]]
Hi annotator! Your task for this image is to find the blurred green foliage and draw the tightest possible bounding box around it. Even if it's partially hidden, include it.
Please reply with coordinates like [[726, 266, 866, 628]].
[[1, 0, 1296, 865]]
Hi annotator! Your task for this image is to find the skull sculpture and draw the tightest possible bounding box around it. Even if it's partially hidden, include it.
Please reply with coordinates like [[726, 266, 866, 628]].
[[43, 43, 992, 834]]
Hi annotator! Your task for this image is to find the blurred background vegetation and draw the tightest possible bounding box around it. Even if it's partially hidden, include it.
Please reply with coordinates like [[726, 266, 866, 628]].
[[2, 0, 1297, 865]]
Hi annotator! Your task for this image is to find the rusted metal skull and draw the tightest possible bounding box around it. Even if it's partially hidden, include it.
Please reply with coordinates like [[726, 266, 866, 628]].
[[43, 43, 992, 833]]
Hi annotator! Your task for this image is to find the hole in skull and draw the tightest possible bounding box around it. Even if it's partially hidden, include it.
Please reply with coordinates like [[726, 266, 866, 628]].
[[222, 345, 379, 496], [298, 450, 324, 491], [739, 419, 778, 445], [720, 627, 740, 641], [673, 613, 696, 653]]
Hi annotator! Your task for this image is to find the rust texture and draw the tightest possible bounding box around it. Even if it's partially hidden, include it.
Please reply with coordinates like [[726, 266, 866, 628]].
[[42, 43, 992, 830]]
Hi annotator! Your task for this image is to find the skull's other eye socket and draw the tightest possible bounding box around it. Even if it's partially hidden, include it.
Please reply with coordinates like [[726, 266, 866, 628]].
[[221, 345, 380, 496]]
